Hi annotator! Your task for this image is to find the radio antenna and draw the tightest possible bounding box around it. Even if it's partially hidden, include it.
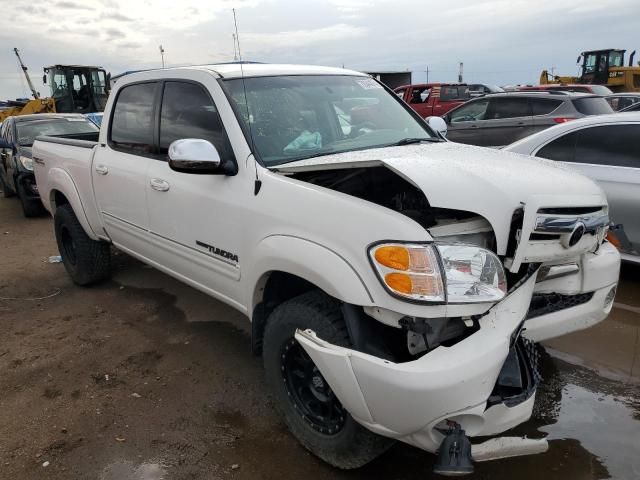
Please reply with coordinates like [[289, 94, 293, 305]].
[[233, 8, 261, 195]]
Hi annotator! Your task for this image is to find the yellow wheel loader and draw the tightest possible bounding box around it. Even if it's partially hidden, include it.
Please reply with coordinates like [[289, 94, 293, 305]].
[[1, 48, 109, 123], [540, 49, 640, 92]]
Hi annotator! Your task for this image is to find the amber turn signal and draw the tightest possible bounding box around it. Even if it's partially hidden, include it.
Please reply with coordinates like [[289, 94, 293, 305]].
[[375, 246, 410, 270]]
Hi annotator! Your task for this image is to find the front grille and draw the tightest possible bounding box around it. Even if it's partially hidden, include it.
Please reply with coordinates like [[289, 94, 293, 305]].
[[487, 337, 540, 408], [521, 337, 542, 384], [526, 292, 594, 319]]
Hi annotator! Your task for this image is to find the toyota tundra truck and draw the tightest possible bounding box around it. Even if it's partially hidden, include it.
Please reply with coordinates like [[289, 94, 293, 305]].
[[32, 64, 620, 476]]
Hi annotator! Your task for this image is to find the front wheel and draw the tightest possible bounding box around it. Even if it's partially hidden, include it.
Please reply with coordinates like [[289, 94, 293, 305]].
[[17, 183, 45, 217], [54, 204, 111, 285], [263, 290, 393, 469]]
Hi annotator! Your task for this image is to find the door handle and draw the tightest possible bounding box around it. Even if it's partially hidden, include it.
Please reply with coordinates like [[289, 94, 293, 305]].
[[150, 178, 170, 192], [95, 164, 109, 175], [33, 157, 45, 165]]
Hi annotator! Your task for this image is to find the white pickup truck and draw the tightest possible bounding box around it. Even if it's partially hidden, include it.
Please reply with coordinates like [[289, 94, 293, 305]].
[[33, 64, 620, 475]]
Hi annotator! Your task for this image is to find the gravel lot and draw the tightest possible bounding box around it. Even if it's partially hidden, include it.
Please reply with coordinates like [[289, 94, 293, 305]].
[[1, 196, 639, 480]]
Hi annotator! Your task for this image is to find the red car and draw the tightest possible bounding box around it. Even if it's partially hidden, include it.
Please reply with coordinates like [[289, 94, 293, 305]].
[[516, 84, 613, 96], [394, 83, 472, 118]]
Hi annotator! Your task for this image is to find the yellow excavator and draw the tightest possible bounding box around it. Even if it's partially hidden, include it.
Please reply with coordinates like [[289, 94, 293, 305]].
[[540, 48, 640, 92], [0, 48, 110, 123]]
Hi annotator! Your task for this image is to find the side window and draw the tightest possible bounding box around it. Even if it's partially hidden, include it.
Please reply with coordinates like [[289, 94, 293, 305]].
[[536, 131, 577, 162], [440, 86, 468, 102], [159, 81, 234, 161], [485, 97, 530, 119], [410, 88, 429, 104], [395, 88, 406, 99], [574, 125, 640, 167], [110, 82, 157, 154], [530, 98, 562, 116], [450, 99, 489, 122]]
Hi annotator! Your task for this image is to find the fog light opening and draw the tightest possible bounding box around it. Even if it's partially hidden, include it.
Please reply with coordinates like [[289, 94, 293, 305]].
[[604, 286, 617, 307]]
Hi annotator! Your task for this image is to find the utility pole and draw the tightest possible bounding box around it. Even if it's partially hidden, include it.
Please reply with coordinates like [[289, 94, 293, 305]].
[[426, 65, 429, 83], [159, 45, 165, 68], [13, 48, 39, 99], [458, 62, 463, 83], [232, 33, 238, 61]]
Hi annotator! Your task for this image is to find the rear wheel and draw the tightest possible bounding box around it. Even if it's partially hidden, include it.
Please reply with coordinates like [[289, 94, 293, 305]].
[[263, 290, 393, 469], [54, 204, 111, 285]]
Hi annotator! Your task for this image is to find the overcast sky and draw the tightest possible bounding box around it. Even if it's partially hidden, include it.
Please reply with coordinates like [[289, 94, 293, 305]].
[[1, 0, 638, 99]]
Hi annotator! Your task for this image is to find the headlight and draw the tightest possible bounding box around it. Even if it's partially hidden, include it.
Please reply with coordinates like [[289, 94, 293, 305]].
[[19, 156, 33, 171], [369, 242, 506, 303]]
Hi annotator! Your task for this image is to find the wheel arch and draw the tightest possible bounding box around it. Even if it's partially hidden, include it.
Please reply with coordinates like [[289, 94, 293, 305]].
[[47, 168, 99, 241], [248, 235, 375, 354]]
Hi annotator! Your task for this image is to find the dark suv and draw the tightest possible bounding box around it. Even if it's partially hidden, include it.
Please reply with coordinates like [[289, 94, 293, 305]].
[[0, 114, 98, 216], [442, 92, 613, 147]]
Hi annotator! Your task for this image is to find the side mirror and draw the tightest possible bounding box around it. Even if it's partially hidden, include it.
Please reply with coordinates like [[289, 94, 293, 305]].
[[427, 116, 448, 138], [168, 139, 221, 174]]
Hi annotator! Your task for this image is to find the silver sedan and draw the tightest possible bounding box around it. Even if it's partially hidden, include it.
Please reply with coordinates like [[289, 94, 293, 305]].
[[504, 112, 640, 263]]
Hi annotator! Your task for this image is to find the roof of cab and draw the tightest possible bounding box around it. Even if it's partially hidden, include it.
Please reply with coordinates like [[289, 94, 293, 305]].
[[132, 63, 368, 79]]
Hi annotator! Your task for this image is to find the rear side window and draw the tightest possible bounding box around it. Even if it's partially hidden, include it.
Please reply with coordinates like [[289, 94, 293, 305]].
[[572, 97, 613, 115], [574, 125, 640, 167], [485, 97, 530, 119], [110, 82, 157, 153], [159, 82, 234, 160], [440, 86, 470, 102], [536, 131, 577, 162], [530, 98, 562, 116]]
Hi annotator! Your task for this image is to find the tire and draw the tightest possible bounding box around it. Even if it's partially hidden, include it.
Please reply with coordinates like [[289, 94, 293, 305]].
[[0, 172, 15, 198], [263, 290, 393, 469], [54, 204, 111, 285], [17, 183, 45, 217]]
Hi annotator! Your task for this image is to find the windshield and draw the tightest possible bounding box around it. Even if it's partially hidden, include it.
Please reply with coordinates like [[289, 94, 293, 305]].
[[223, 75, 435, 166], [17, 117, 99, 146]]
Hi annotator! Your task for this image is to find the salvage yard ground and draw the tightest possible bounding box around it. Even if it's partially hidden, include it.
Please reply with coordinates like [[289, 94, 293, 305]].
[[1, 197, 639, 480]]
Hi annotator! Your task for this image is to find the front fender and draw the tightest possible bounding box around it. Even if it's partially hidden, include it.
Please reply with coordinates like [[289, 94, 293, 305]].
[[249, 234, 375, 310], [48, 167, 99, 241]]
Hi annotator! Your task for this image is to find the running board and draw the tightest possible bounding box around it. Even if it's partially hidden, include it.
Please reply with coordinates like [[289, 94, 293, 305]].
[[471, 437, 549, 462]]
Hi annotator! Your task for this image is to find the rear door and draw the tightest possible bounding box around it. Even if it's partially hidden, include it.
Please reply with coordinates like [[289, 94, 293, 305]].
[[435, 85, 470, 116], [92, 81, 158, 252], [481, 97, 533, 146], [530, 97, 564, 134]]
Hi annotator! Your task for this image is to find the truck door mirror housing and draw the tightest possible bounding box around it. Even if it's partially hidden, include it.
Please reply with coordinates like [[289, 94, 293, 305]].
[[168, 138, 221, 174], [426, 116, 448, 138]]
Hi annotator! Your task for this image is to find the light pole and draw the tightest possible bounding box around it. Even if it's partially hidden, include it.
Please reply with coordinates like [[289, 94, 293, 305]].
[[159, 45, 165, 68], [232, 34, 238, 61]]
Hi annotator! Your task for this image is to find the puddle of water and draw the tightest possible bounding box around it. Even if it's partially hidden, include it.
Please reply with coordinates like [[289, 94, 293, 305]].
[[541, 384, 640, 480], [100, 460, 168, 480]]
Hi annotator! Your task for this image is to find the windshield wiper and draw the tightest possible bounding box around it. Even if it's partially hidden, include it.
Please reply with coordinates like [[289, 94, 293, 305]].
[[390, 137, 442, 147]]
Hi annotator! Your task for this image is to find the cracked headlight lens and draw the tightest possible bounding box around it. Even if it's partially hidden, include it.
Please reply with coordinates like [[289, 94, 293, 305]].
[[369, 243, 506, 303]]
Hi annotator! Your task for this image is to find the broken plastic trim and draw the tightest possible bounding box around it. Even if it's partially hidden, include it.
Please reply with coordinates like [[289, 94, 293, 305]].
[[487, 337, 540, 408]]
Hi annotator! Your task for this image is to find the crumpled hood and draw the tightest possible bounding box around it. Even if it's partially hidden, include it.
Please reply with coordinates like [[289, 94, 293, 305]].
[[275, 142, 607, 253]]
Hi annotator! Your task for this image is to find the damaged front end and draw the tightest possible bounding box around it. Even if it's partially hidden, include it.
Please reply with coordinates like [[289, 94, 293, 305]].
[[295, 270, 548, 467]]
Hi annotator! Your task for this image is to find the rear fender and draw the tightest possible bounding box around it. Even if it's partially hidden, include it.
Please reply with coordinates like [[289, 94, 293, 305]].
[[48, 167, 99, 240]]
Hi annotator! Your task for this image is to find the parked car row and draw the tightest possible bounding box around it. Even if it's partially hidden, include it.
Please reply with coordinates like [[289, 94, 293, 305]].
[[0, 114, 99, 216]]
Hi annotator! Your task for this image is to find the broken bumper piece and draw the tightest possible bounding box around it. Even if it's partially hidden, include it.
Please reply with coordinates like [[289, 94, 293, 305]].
[[295, 272, 542, 455]]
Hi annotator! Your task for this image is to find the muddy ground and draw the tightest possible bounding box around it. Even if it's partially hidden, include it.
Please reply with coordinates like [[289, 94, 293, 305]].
[[0, 196, 639, 480]]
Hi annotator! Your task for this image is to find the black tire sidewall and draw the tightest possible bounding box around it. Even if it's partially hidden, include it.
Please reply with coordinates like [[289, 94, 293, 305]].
[[263, 291, 392, 468], [54, 204, 110, 285]]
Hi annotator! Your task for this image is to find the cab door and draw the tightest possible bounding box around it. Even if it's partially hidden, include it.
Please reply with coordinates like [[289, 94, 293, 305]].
[[92, 81, 158, 253], [145, 77, 247, 306]]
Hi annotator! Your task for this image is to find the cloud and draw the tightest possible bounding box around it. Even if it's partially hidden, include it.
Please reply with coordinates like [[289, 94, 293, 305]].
[[244, 23, 367, 49], [55, 0, 94, 10], [102, 11, 134, 22]]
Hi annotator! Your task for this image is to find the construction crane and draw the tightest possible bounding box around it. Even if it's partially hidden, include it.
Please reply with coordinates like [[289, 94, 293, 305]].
[[14, 48, 40, 99]]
